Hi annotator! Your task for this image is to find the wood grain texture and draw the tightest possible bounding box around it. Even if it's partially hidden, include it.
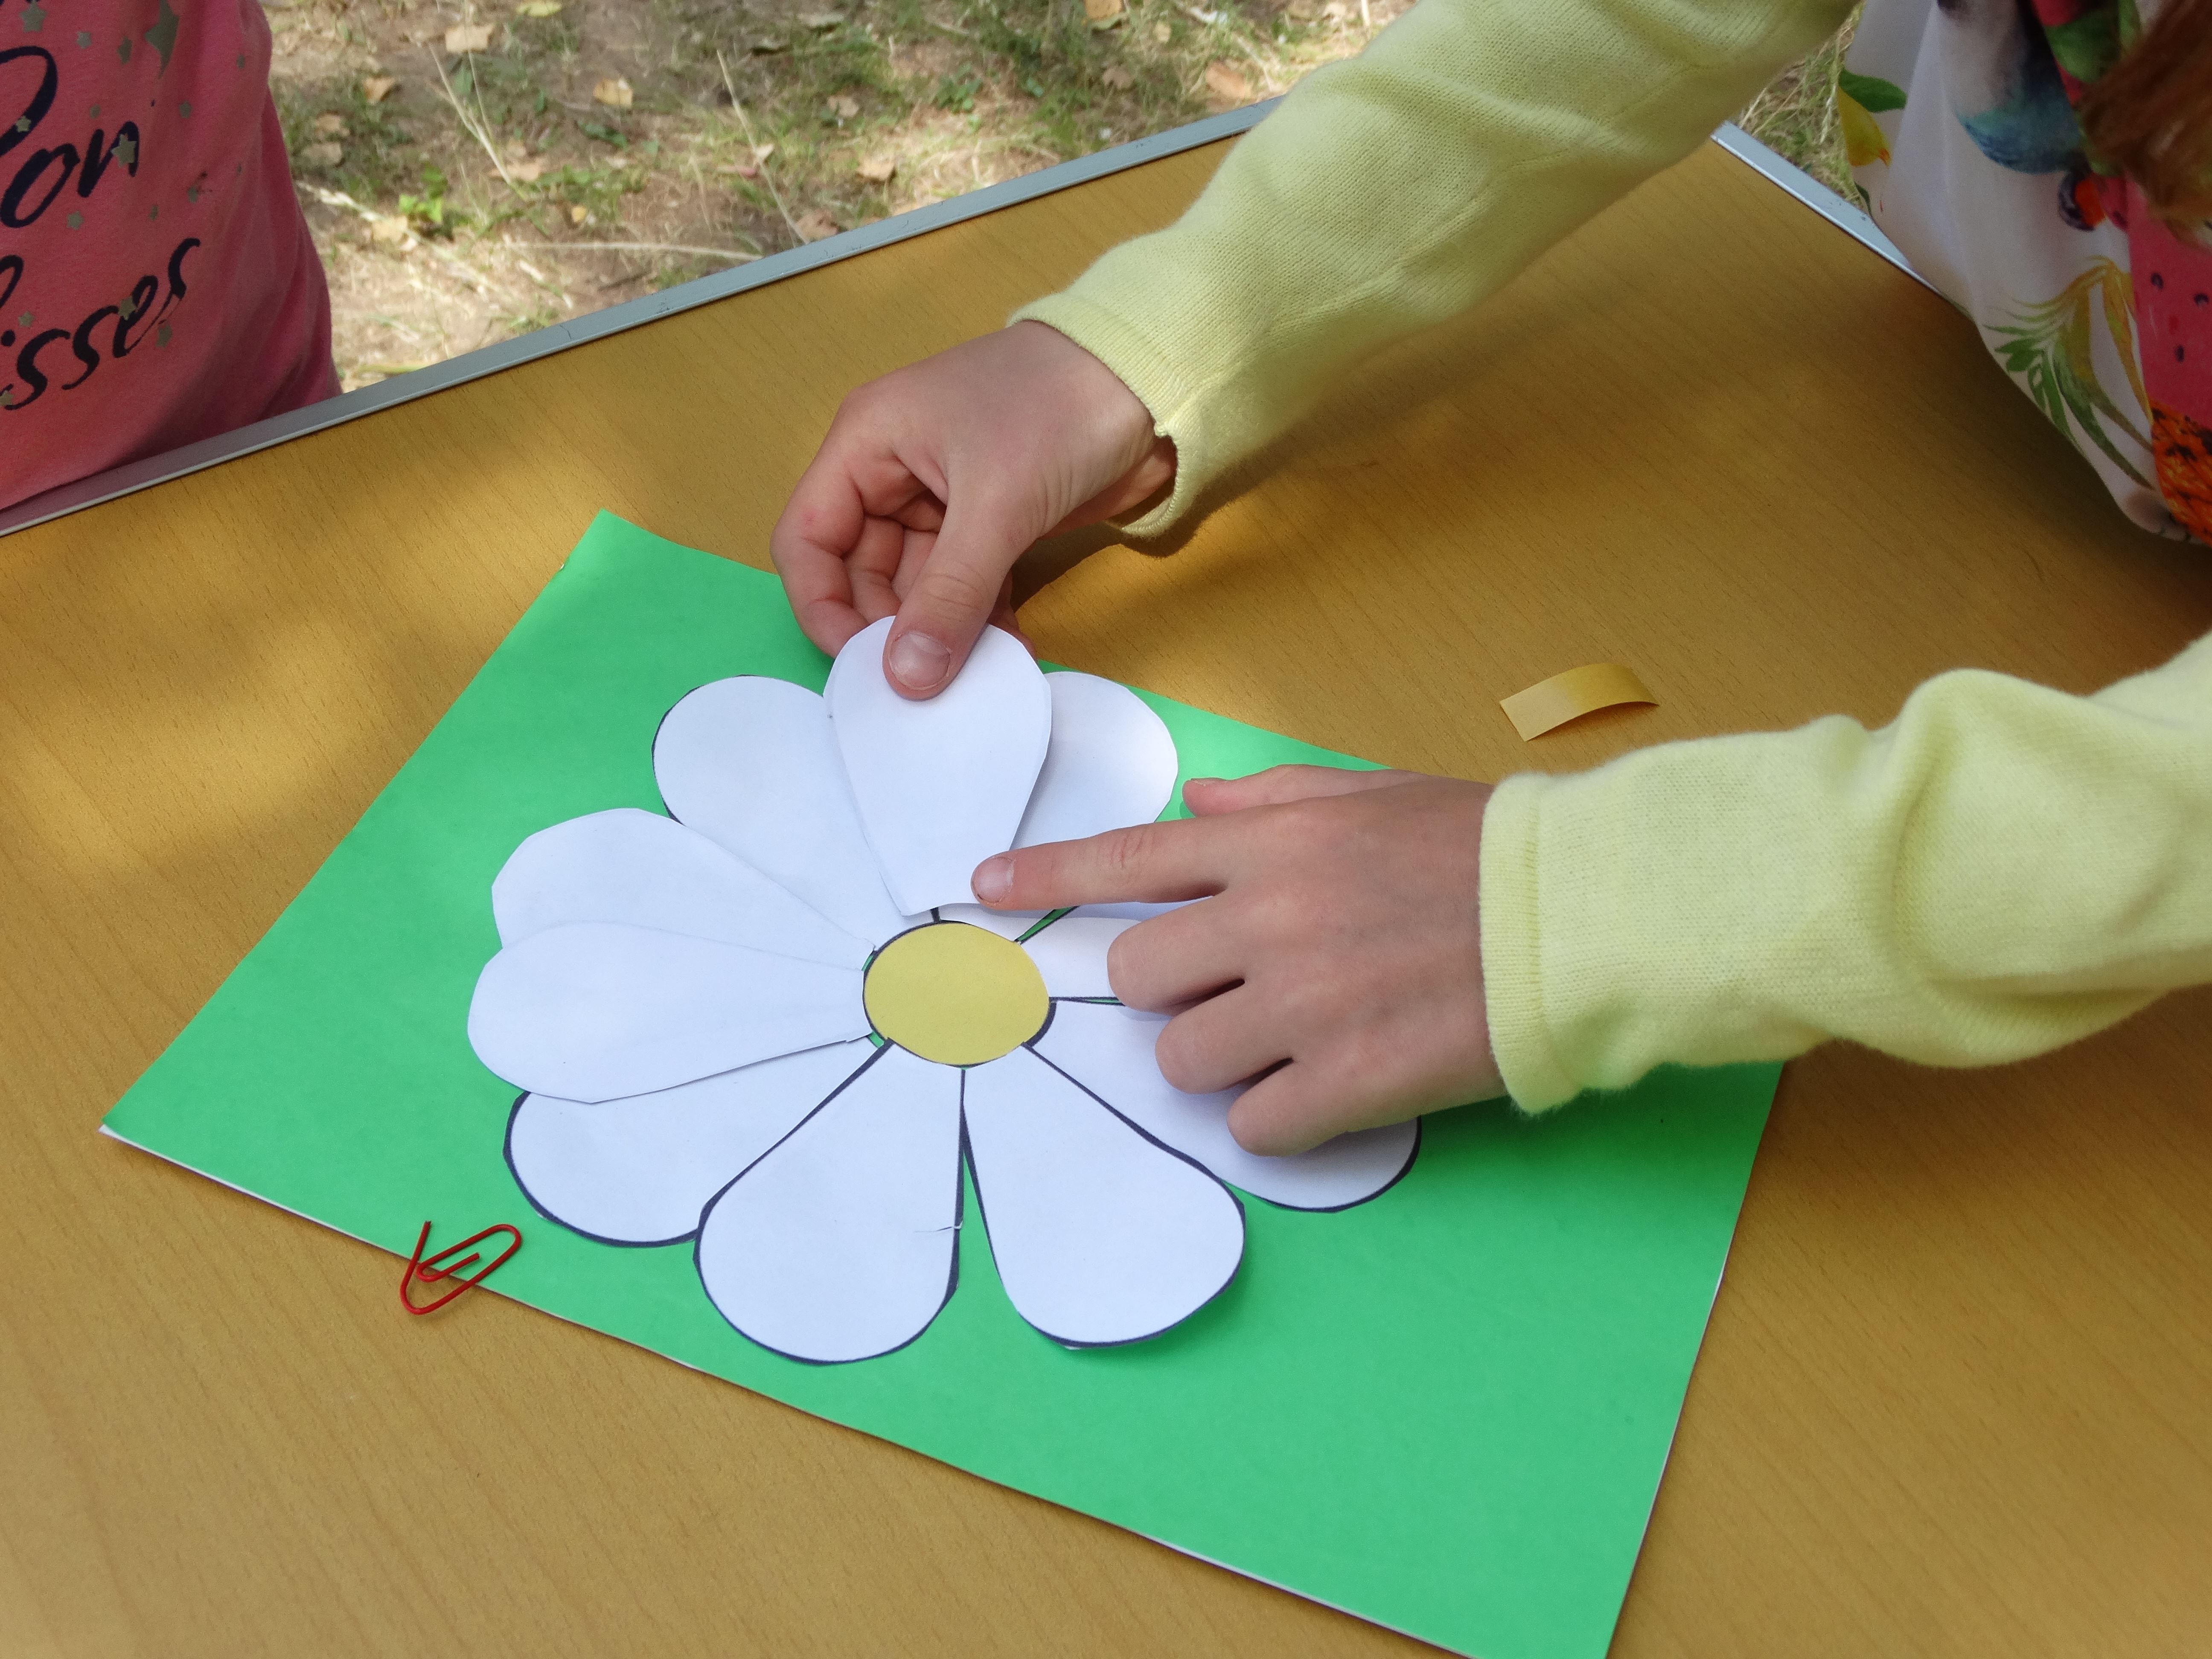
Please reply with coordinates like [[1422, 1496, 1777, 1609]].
[[2, 137, 2207, 1659]]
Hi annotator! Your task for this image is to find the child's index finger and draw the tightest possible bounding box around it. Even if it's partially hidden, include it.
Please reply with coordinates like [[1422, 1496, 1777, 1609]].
[[970, 817, 1226, 912]]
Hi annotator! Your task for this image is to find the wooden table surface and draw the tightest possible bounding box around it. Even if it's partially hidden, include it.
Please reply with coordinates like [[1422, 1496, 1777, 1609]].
[[3, 131, 2208, 1659]]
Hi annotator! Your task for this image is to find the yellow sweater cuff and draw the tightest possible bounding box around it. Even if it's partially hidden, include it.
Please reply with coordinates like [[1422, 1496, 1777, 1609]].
[[1479, 774, 1580, 1111]]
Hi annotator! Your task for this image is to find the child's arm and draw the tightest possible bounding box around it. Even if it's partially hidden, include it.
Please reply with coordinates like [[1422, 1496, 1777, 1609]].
[[1014, 0, 1851, 533], [772, 0, 1851, 690], [977, 634, 2212, 1144], [1480, 630, 2212, 1109]]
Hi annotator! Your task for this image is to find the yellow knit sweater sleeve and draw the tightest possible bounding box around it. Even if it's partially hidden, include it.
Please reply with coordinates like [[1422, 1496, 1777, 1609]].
[[1481, 634, 2212, 1109], [1013, 0, 1851, 530], [1013, 0, 2209, 1106]]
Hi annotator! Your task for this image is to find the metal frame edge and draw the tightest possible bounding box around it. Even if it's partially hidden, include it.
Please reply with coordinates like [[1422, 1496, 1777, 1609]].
[[1711, 121, 1929, 289]]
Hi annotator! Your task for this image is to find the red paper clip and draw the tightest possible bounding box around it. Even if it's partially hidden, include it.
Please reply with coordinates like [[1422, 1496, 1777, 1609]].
[[400, 1220, 523, 1315]]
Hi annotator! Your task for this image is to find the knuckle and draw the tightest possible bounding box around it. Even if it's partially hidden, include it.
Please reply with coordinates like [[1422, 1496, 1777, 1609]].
[[1266, 966, 1329, 1026], [1103, 927, 1144, 999], [918, 563, 998, 617], [1236, 882, 1304, 950], [841, 374, 894, 416], [1225, 1092, 1289, 1155], [1153, 1020, 1205, 1092], [1096, 826, 1152, 883]]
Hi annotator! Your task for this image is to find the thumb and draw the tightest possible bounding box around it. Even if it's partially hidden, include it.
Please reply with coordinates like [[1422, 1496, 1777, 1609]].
[[1183, 765, 1429, 815], [883, 492, 1041, 699]]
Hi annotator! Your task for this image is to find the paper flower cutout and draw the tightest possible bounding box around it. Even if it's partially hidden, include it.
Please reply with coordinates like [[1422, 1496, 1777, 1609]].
[[466, 620, 1418, 1363]]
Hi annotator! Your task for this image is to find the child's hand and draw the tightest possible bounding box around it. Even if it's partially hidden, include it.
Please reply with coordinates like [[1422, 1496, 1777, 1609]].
[[972, 764, 1504, 1153], [771, 322, 1176, 698]]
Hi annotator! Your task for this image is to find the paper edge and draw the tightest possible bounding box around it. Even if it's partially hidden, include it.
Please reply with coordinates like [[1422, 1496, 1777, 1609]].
[[91, 517, 1773, 1659], [1597, 1075, 1778, 1654], [100, 1057, 1777, 1659], [92, 1118, 1480, 1649]]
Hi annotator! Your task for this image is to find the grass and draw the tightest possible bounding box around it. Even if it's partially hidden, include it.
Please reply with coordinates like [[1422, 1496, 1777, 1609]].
[[1735, 11, 1860, 199], [269, 0, 1858, 387]]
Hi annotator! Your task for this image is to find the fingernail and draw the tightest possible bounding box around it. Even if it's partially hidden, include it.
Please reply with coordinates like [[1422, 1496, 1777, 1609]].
[[972, 853, 1014, 903], [886, 630, 952, 693]]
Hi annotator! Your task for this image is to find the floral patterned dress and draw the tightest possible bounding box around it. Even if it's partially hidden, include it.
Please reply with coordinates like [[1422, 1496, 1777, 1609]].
[[1841, 0, 2212, 539]]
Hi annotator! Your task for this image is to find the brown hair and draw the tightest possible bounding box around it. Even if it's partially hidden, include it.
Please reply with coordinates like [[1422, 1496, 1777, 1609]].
[[2078, 0, 2212, 224]]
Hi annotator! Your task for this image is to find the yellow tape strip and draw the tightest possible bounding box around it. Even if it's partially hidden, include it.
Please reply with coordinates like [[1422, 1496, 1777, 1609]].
[[1499, 662, 1656, 741]]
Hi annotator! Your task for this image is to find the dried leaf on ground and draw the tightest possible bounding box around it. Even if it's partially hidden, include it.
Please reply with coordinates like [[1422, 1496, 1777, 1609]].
[[444, 22, 493, 52], [856, 153, 896, 182], [792, 207, 839, 241], [1152, 20, 1172, 39], [1100, 64, 1134, 90], [508, 158, 544, 181], [1085, 0, 1125, 24], [827, 94, 859, 119], [360, 75, 398, 102], [312, 112, 347, 137], [568, 203, 589, 224], [515, 0, 561, 15], [303, 140, 344, 167], [751, 143, 776, 163], [798, 10, 844, 27], [369, 216, 410, 245], [1202, 61, 1253, 105], [592, 77, 634, 108]]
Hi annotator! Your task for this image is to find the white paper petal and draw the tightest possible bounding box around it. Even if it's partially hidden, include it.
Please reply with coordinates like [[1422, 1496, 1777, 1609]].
[[824, 619, 1051, 914], [506, 1041, 874, 1244], [1033, 1001, 1417, 1211], [491, 807, 867, 967], [963, 1045, 1243, 1346], [1015, 672, 1180, 848], [1072, 900, 1189, 923], [696, 1045, 964, 1362], [1019, 915, 1134, 999], [468, 921, 867, 1103], [933, 902, 1035, 942], [653, 677, 915, 946]]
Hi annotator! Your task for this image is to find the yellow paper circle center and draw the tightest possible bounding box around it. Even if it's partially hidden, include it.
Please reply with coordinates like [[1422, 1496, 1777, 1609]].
[[863, 922, 1048, 1067]]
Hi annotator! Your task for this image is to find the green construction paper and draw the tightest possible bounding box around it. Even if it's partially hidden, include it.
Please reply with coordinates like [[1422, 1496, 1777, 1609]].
[[104, 512, 1774, 1659]]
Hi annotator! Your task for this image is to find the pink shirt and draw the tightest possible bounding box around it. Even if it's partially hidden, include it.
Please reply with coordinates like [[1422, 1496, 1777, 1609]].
[[2, 0, 335, 509]]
